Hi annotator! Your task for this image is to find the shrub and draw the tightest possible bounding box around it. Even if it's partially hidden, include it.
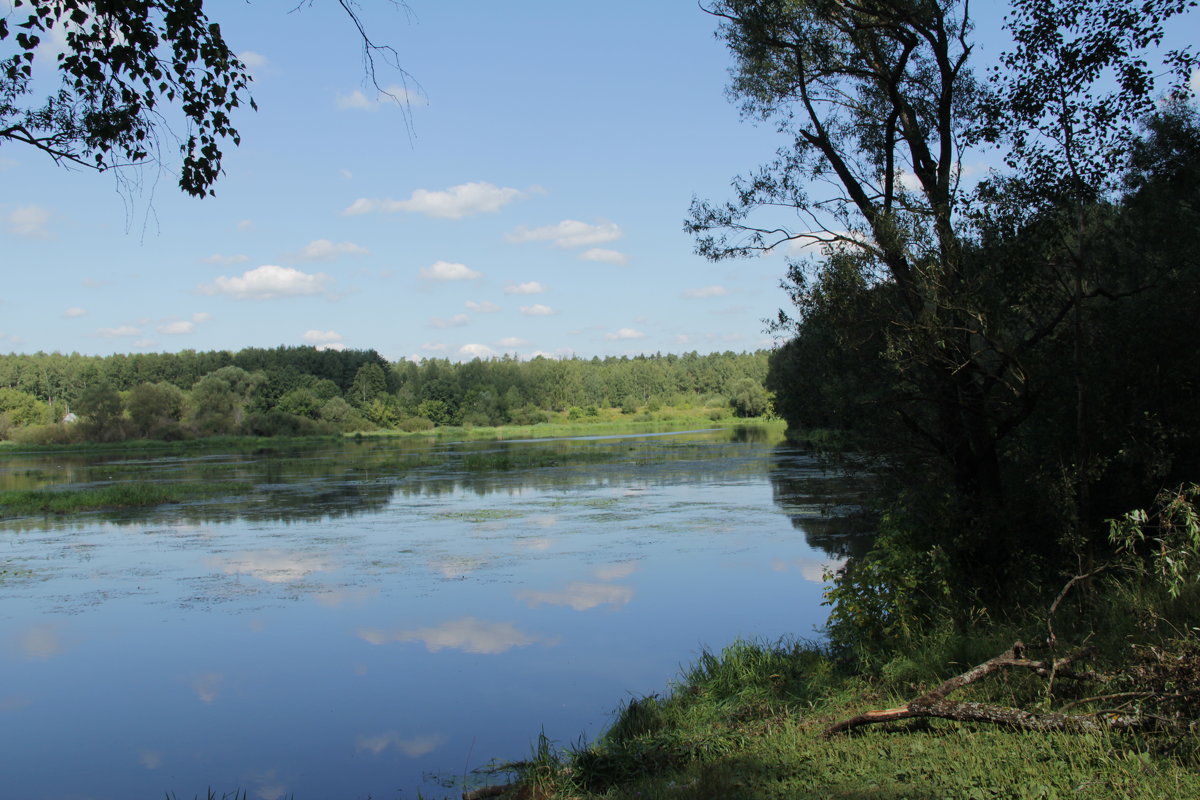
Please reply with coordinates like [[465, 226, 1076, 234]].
[[10, 423, 82, 446]]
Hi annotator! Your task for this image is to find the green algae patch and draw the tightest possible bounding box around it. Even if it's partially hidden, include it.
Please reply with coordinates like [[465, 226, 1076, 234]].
[[0, 481, 244, 515]]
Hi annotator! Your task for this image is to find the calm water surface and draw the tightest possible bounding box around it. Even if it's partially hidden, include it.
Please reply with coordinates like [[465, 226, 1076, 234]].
[[0, 428, 867, 800]]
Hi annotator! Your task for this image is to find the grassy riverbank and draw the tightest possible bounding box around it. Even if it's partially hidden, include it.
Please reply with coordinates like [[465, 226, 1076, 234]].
[[494, 583, 1200, 800], [0, 410, 781, 455]]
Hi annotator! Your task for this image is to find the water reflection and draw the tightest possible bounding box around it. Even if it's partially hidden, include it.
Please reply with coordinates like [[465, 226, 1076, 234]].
[[518, 562, 638, 610], [18, 621, 66, 660], [189, 672, 223, 704], [206, 550, 334, 584], [357, 617, 561, 654], [0, 427, 871, 800], [518, 582, 635, 611], [768, 444, 874, 560], [356, 731, 447, 757], [2, 430, 809, 529]]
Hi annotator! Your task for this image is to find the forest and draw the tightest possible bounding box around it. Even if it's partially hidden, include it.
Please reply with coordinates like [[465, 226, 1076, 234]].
[[5, 0, 1200, 797], [0, 347, 773, 443]]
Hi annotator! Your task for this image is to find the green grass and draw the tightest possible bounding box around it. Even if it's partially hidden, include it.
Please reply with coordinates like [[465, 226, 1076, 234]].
[[498, 581, 1200, 800], [349, 411, 782, 443], [0, 481, 245, 514], [0, 434, 341, 457]]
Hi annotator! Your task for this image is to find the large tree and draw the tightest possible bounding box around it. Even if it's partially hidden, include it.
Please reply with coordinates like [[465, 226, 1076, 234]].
[[691, 0, 1196, 508], [690, 0, 1008, 499], [1, 0, 412, 196], [1, 0, 255, 196]]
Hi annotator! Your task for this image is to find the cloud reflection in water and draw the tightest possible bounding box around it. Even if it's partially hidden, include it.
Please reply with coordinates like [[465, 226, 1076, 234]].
[[206, 550, 332, 583], [357, 617, 558, 654], [771, 557, 845, 582], [356, 731, 447, 757], [190, 672, 223, 704], [517, 582, 633, 611], [517, 562, 638, 610], [18, 622, 66, 660]]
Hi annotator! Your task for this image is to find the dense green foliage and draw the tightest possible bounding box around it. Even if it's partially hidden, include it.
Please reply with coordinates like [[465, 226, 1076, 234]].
[[0, 0, 255, 195], [0, 347, 772, 443], [693, 0, 1200, 658]]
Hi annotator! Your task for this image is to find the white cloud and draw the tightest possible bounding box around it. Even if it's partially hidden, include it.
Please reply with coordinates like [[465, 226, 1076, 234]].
[[505, 219, 622, 248], [504, 281, 545, 295], [341, 198, 375, 216], [459, 343, 496, 359], [465, 300, 500, 313], [896, 169, 923, 192], [429, 313, 469, 329], [303, 329, 343, 344], [96, 325, 142, 338], [420, 260, 481, 281], [192, 312, 211, 323], [335, 89, 373, 110], [421, 342, 449, 353], [200, 265, 332, 300], [605, 328, 645, 340], [339, 168, 353, 180], [336, 84, 426, 111], [157, 321, 194, 335], [316, 342, 346, 352], [133, 338, 156, 349], [7, 205, 50, 238], [344, 181, 524, 219], [356, 617, 556, 654], [683, 285, 729, 299], [579, 248, 628, 265], [1192, 68, 1200, 94], [238, 50, 268, 69], [236, 219, 254, 232], [62, 307, 87, 318], [296, 239, 368, 261], [202, 253, 248, 265], [497, 337, 528, 347], [520, 304, 556, 316]]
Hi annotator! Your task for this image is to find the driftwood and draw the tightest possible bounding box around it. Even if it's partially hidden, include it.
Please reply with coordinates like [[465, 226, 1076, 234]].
[[462, 785, 514, 800], [822, 642, 1143, 738]]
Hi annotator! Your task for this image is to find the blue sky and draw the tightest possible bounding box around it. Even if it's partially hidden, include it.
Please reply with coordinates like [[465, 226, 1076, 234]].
[[2, 1, 1196, 362]]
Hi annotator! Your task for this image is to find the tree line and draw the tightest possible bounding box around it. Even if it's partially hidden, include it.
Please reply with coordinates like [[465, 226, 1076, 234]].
[[0, 347, 772, 443]]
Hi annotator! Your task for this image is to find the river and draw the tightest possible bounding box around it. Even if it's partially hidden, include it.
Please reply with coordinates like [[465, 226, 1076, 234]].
[[0, 427, 867, 799]]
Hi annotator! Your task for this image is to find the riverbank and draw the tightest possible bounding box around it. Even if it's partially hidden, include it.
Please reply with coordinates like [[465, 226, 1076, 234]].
[[0, 410, 782, 455], [491, 582, 1200, 800]]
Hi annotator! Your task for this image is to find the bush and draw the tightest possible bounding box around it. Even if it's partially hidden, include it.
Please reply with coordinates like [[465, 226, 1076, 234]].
[[509, 405, 549, 425], [10, 423, 82, 446]]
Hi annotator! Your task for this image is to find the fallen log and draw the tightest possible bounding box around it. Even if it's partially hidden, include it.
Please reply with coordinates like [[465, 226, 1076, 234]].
[[822, 643, 1140, 738], [462, 784, 513, 800]]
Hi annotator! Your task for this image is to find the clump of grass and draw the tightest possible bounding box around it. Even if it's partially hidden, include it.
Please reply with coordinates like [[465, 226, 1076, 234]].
[[433, 508, 525, 523]]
